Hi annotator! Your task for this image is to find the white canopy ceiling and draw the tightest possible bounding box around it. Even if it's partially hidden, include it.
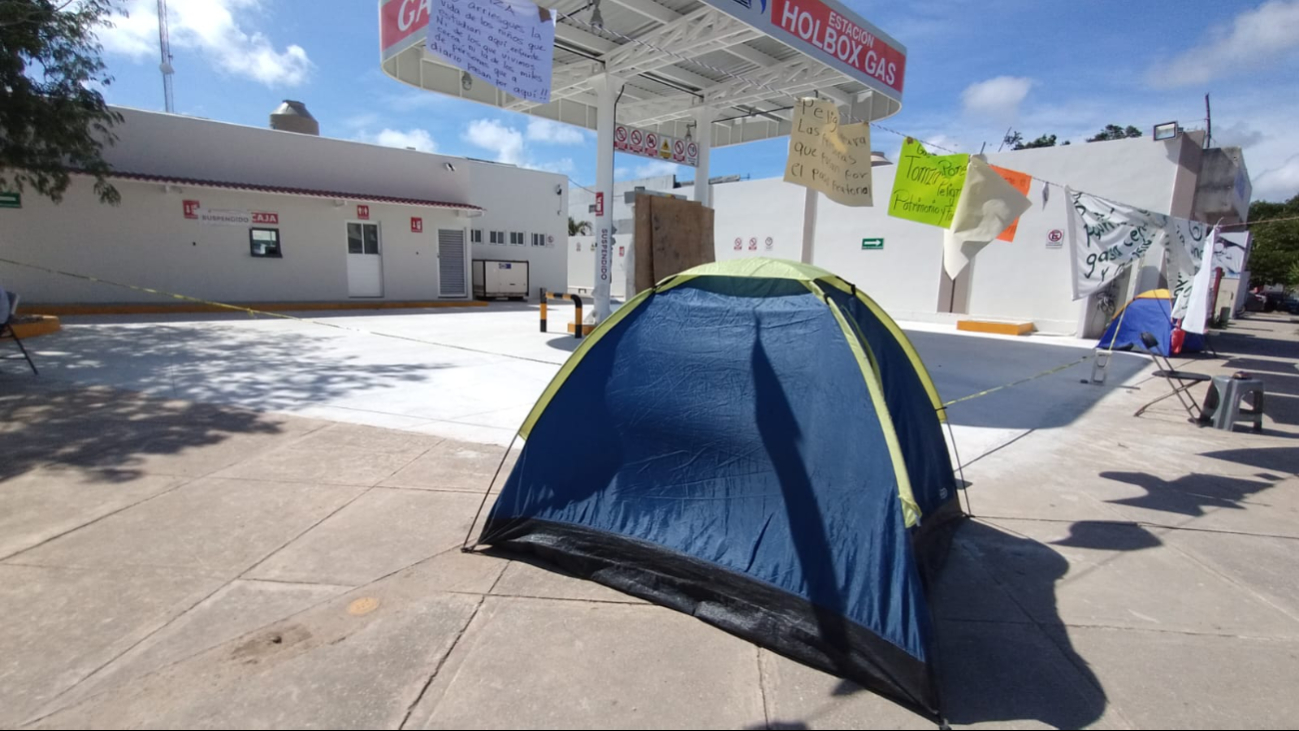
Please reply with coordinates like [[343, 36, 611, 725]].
[[379, 0, 906, 147]]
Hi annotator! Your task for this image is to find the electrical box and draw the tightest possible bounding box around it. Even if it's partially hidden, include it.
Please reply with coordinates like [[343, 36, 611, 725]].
[[472, 260, 529, 300]]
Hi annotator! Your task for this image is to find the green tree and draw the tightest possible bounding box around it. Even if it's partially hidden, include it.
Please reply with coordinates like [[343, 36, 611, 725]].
[[1, 0, 123, 204], [568, 216, 591, 236], [1014, 133, 1058, 150], [1246, 194, 1299, 288], [1086, 124, 1144, 142]]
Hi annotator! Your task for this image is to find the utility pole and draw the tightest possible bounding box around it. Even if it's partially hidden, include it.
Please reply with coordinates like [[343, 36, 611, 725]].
[[158, 0, 175, 113], [1204, 93, 1211, 149]]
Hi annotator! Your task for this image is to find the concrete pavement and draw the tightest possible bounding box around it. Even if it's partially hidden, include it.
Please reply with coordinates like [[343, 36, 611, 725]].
[[2, 309, 1298, 729]]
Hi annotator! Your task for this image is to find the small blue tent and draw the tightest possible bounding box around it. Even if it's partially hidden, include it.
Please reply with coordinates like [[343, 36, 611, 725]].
[[477, 259, 963, 719], [1097, 289, 1203, 356]]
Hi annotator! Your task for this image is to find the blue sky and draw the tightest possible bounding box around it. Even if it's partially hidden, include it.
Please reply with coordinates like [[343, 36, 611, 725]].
[[95, 0, 1299, 201]]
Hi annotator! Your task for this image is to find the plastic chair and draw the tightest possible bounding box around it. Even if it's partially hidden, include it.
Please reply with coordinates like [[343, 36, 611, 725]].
[[1198, 375, 1265, 432], [1133, 331, 1208, 418]]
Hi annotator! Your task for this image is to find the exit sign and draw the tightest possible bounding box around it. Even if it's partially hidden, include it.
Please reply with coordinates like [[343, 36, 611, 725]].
[[0, 192, 20, 209], [862, 238, 883, 250]]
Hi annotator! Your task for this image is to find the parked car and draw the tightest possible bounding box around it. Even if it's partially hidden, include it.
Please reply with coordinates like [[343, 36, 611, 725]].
[[1244, 292, 1267, 312], [1286, 296, 1299, 315]]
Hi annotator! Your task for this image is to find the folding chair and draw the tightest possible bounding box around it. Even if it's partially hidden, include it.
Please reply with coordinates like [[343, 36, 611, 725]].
[[1133, 331, 1207, 418], [0, 292, 39, 375]]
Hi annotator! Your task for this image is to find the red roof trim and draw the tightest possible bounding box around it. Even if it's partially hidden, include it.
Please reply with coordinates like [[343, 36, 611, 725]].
[[105, 171, 484, 212]]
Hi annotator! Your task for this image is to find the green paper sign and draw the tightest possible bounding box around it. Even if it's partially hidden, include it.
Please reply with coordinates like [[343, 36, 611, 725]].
[[862, 238, 884, 250], [887, 138, 968, 228], [0, 192, 20, 209]]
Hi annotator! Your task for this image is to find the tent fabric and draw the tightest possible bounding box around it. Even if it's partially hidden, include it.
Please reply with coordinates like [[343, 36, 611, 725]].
[[1098, 289, 1203, 356], [480, 260, 962, 720]]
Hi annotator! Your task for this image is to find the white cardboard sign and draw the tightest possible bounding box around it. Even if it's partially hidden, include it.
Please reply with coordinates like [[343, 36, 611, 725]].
[[424, 0, 555, 104]]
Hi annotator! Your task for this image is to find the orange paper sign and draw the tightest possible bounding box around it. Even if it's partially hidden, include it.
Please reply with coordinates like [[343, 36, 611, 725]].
[[991, 165, 1032, 241]]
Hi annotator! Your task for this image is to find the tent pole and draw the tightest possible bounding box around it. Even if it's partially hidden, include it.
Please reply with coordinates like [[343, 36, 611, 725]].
[[944, 415, 973, 518], [461, 432, 521, 552]]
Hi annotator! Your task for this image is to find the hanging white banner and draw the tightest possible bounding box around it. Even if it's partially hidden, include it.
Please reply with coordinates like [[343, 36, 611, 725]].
[[1166, 217, 1211, 320], [1214, 231, 1251, 276], [1182, 224, 1220, 335], [1066, 189, 1170, 300]]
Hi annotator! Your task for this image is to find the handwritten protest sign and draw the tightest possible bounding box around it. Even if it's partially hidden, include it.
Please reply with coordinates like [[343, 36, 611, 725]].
[[425, 0, 554, 103], [990, 165, 1032, 242], [1066, 188, 1170, 300], [783, 98, 874, 207], [888, 138, 968, 228]]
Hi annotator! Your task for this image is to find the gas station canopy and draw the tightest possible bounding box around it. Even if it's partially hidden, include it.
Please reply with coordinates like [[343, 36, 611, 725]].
[[379, 0, 907, 145]]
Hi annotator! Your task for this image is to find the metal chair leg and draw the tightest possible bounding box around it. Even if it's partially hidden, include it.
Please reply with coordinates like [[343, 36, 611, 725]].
[[3, 327, 38, 375]]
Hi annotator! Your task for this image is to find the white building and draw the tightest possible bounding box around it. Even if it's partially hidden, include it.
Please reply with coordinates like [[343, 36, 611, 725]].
[[700, 132, 1246, 335], [566, 132, 1249, 335], [0, 106, 569, 306]]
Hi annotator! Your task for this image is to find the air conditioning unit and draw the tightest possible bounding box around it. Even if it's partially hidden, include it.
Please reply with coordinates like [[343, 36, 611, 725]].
[[472, 260, 529, 300]]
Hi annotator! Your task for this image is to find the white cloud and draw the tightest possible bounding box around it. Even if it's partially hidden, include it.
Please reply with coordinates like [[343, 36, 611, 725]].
[[358, 128, 438, 153], [614, 167, 631, 180], [531, 158, 575, 175], [463, 119, 525, 165], [343, 112, 382, 131], [1148, 0, 1299, 87], [961, 76, 1033, 123], [634, 160, 682, 179], [1254, 154, 1299, 202], [99, 0, 312, 87], [1213, 121, 1266, 150], [526, 119, 585, 145]]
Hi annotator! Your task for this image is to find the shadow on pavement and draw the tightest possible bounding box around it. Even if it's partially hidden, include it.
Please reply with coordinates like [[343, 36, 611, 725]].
[[8, 322, 437, 414], [0, 380, 282, 483], [1201, 446, 1299, 475], [906, 331, 1147, 431], [1101, 470, 1280, 518]]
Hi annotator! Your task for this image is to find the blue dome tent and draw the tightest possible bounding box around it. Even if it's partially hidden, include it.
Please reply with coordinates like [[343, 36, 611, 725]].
[[474, 258, 963, 720], [1097, 289, 1203, 356]]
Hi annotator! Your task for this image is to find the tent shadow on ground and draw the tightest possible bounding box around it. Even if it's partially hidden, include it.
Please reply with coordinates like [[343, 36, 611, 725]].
[[760, 520, 1114, 729], [904, 331, 1148, 431], [1100, 470, 1280, 518], [929, 520, 1108, 729]]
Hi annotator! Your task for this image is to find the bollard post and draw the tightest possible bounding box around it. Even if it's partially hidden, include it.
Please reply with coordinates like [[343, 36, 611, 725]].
[[571, 294, 583, 339], [540, 287, 548, 332]]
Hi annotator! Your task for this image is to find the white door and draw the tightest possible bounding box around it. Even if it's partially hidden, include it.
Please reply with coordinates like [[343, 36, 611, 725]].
[[346, 222, 383, 297], [438, 228, 468, 298]]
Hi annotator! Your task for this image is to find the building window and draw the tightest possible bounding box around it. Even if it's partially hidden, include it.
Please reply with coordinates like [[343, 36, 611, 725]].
[[490, 230, 505, 244], [531, 233, 546, 247], [471, 228, 483, 243], [250, 228, 282, 258], [510, 231, 524, 245], [347, 222, 380, 254]]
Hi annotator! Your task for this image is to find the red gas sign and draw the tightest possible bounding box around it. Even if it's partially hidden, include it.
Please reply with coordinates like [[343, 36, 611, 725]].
[[357, 205, 370, 220], [183, 200, 200, 219], [411, 217, 423, 233], [595, 192, 604, 217], [252, 212, 279, 225]]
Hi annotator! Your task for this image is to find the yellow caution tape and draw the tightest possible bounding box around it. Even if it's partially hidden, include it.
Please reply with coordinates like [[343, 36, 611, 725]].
[[0, 256, 566, 366], [940, 354, 1093, 409]]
